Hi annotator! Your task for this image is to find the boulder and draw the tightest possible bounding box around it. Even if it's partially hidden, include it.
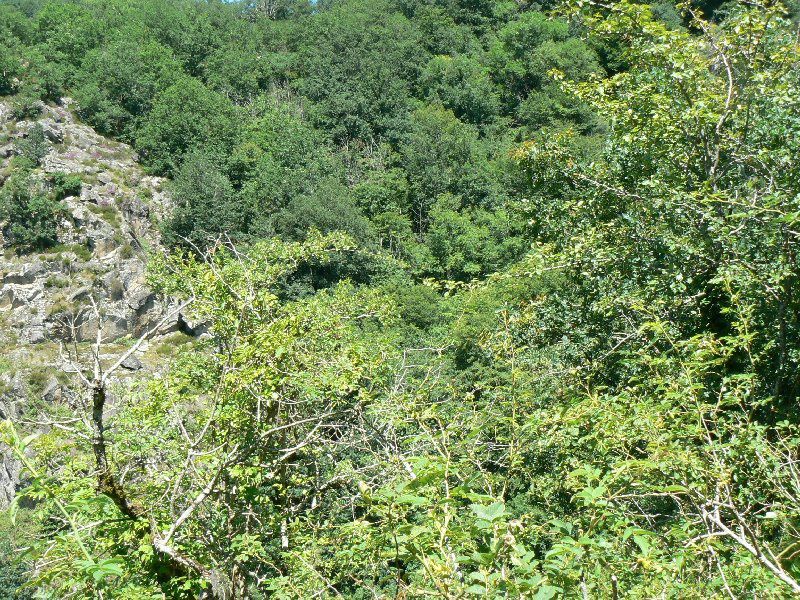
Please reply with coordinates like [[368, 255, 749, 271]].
[[41, 376, 62, 403], [3, 264, 44, 285], [121, 355, 143, 371], [40, 119, 64, 143], [0, 451, 19, 510]]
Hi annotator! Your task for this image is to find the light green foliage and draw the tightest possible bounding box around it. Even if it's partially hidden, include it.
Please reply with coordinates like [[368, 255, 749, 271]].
[[5, 234, 402, 595], [504, 0, 800, 595]]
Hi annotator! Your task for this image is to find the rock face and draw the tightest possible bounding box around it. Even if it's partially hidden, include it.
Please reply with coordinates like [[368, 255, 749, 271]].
[[0, 98, 177, 508]]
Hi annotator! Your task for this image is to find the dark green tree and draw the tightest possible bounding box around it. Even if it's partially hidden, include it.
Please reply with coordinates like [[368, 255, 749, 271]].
[[135, 77, 239, 175], [292, 0, 425, 142], [161, 151, 242, 250]]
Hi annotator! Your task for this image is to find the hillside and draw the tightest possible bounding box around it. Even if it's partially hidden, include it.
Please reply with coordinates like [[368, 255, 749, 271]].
[[1, 0, 800, 598], [0, 97, 182, 508]]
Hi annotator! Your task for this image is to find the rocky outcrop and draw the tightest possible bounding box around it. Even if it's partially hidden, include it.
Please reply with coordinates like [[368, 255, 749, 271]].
[[0, 98, 175, 345], [0, 98, 181, 508]]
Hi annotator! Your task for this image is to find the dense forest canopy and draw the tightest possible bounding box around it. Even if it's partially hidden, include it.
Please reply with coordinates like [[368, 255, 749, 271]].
[[1, 0, 800, 597]]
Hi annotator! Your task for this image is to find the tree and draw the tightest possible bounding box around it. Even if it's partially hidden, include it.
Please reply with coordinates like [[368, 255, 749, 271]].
[[0, 171, 63, 251], [3, 233, 400, 596], [292, 0, 425, 143], [73, 31, 181, 137], [161, 151, 243, 250], [135, 77, 239, 175], [4, 0, 800, 596], [419, 55, 501, 125], [34, 1, 102, 69], [489, 11, 600, 130], [399, 105, 497, 232]]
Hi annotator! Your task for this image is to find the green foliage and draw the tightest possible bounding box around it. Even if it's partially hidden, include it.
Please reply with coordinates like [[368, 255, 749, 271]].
[[135, 77, 238, 175], [6, 0, 800, 598], [400, 105, 498, 232], [292, 0, 425, 142], [0, 43, 21, 96], [73, 32, 180, 137], [426, 194, 526, 279], [0, 171, 63, 251], [201, 41, 269, 104], [274, 179, 375, 245], [13, 123, 48, 166], [0, 513, 34, 599], [230, 100, 338, 239], [35, 1, 103, 68], [160, 150, 241, 249], [420, 54, 501, 125], [49, 171, 82, 200], [489, 11, 600, 130]]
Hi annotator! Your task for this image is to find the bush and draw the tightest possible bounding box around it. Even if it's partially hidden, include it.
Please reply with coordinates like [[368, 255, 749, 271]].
[[13, 123, 48, 165], [50, 171, 82, 199], [0, 173, 64, 251], [0, 517, 33, 600]]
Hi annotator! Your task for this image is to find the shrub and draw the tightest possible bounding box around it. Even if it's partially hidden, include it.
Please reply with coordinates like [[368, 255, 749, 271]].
[[0, 173, 64, 251], [13, 123, 48, 165], [50, 171, 82, 199], [109, 278, 125, 300]]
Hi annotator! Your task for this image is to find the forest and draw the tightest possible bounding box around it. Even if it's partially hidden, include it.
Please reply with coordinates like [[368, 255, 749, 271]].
[[1, 0, 800, 596]]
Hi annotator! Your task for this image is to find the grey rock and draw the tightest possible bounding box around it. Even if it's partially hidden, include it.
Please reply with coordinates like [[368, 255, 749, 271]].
[[177, 313, 209, 338], [127, 289, 155, 312], [3, 264, 44, 285], [0, 289, 13, 310], [121, 195, 150, 220], [121, 355, 143, 371], [11, 286, 41, 308], [70, 287, 91, 302], [0, 450, 20, 509], [40, 120, 63, 143], [0, 96, 177, 508], [28, 324, 46, 344], [42, 376, 62, 402]]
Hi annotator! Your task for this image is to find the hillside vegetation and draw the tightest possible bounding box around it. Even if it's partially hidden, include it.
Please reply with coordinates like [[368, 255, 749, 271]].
[[1, 0, 800, 597]]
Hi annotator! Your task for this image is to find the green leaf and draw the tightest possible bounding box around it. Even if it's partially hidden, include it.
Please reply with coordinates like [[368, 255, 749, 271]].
[[395, 494, 429, 506], [470, 502, 506, 522]]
